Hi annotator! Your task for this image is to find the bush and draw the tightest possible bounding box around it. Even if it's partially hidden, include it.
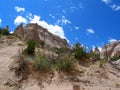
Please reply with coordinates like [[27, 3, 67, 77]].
[[72, 43, 87, 61], [99, 59, 107, 67], [40, 40, 45, 47], [2, 29, 9, 35], [89, 51, 99, 61], [34, 54, 51, 71], [26, 39, 36, 54], [110, 56, 120, 61], [55, 55, 75, 72], [0, 27, 10, 35], [54, 47, 67, 54]]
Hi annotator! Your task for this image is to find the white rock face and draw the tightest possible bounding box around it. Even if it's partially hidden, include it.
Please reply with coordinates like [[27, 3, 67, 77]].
[[111, 42, 120, 57], [100, 41, 120, 59], [112, 59, 120, 69]]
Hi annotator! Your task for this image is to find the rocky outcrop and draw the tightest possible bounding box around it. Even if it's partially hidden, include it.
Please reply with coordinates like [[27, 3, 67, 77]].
[[100, 41, 120, 59], [94, 47, 100, 55], [14, 23, 69, 48], [111, 59, 120, 70]]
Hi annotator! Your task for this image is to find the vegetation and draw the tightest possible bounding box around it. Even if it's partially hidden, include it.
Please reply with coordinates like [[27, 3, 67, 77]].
[[110, 55, 120, 61], [26, 39, 36, 54], [40, 40, 45, 47], [0, 26, 10, 35], [89, 50, 100, 61], [99, 58, 107, 67], [55, 55, 76, 72], [34, 54, 51, 72], [72, 43, 87, 62]]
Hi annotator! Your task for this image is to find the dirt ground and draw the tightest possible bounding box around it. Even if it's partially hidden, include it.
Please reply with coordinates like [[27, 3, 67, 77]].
[[0, 36, 120, 90]]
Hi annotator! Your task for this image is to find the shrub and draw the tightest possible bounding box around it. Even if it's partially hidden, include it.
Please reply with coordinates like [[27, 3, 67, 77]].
[[34, 54, 51, 72], [0, 28, 9, 35], [72, 43, 87, 61], [110, 56, 120, 61], [40, 40, 45, 47], [99, 59, 107, 67], [55, 55, 75, 72], [26, 39, 36, 54], [89, 51, 99, 61], [2, 29, 9, 35], [54, 47, 66, 54]]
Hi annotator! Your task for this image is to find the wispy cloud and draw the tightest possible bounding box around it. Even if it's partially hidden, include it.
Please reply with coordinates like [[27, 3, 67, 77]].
[[75, 27, 79, 30], [102, 0, 111, 4], [111, 4, 120, 11], [14, 16, 27, 25], [108, 38, 117, 43], [49, 14, 55, 19], [15, 6, 25, 12], [61, 16, 71, 25], [0, 18, 2, 25], [87, 28, 95, 34], [102, 0, 120, 11], [56, 16, 71, 26]]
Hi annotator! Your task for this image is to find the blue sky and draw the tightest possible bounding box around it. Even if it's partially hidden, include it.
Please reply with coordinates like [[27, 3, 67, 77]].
[[0, 0, 120, 50]]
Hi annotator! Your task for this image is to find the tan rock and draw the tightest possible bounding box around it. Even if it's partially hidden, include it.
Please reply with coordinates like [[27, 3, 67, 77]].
[[100, 41, 120, 59], [14, 23, 69, 48]]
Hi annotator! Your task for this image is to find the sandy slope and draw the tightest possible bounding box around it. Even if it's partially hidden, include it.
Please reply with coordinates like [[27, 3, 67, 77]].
[[0, 36, 120, 90], [0, 37, 21, 90], [21, 62, 120, 90]]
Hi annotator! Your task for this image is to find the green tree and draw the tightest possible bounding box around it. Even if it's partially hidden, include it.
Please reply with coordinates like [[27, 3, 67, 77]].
[[26, 39, 36, 54], [73, 43, 87, 61], [2, 26, 10, 35]]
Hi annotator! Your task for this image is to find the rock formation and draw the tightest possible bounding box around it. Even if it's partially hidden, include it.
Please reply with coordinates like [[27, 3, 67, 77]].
[[94, 47, 100, 55], [100, 41, 120, 59], [14, 23, 68, 48]]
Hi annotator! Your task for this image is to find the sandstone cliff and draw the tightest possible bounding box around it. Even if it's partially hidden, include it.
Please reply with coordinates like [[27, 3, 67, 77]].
[[14, 23, 68, 48], [100, 41, 120, 59]]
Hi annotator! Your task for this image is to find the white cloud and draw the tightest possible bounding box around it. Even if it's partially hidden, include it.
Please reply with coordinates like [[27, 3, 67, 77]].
[[15, 6, 25, 12], [70, 6, 78, 12], [98, 47, 102, 52], [108, 38, 117, 43], [0, 18, 2, 25], [49, 14, 55, 19], [14, 16, 27, 25], [87, 28, 95, 34], [61, 16, 71, 25], [102, 0, 111, 4], [26, 13, 33, 20], [92, 45, 95, 51], [29, 15, 68, 40], [102, 0, 120, 11], [56, 16, 71, 26], [75, 27, 79, 30], [111, 4, 120, 11], [10, 31, 13, 34]]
